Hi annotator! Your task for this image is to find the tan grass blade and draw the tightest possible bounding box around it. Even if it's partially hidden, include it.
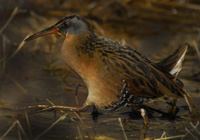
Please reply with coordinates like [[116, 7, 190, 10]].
[[154, 135, 185, 140], [118, 118, 128, 140], [7, 74, 28, 95], [25, 111, 33, 139], [0, 7, 18, 34], [77, 126, 83, 140], [9, 34, 30, 60], [34, 114, 67, 140], [0, 120, 28, 140]]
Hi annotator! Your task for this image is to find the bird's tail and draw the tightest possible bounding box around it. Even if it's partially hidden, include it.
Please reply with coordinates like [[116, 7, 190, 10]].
[[159, 44, 200, 119], [158, 44, 188, 79]]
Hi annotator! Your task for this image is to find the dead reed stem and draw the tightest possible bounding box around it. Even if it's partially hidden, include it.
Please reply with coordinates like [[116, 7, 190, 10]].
[[77, 126, 83, 140], [73, 112, 92, 140], [73, 112, 86, 127], [9, 35, 29, 60], [16, 120, 28, 140], [25, 111, 33, 139], [0, 120, 28, 140], [185, 128, 199, 140], [190, 122, 200, 135], [0, 121, 18, 140], [0, 7, 18, 34], [154, 135, 185, 140], [17, 124, 22, 140], [34, 114, 67, 140], [7, 74, 28, 94], [0, 34, 29, 64], [118, 118, 128, 140], [2, 35, 6, 70]]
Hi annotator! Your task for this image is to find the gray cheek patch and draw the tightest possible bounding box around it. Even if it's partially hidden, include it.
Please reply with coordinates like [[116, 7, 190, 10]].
[[68, 17, 86, 35]]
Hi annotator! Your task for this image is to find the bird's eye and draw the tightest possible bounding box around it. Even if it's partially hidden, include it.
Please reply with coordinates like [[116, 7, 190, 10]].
[[59, 22, 68, 28], [63, 22, 69, 27]]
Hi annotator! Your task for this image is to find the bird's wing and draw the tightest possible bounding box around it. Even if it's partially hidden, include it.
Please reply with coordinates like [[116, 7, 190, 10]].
[[109, 47, 185, 99], [96, 37, 185, 99], [124, 61, 183, 99]]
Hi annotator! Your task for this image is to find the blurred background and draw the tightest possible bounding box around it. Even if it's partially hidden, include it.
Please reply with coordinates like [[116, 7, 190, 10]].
[[0, 0, 200, 140]]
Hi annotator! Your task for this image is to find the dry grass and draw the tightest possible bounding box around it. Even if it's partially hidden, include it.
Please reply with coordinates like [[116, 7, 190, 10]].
[[2, 35, 6, 71], [7, 74, 28, 95], [34, 114, 68, 140], [8, 35, 27, 60], [0, 120, 28, 140], [118, 118, 128, 140], [24, 111, 32, 139], [77, 126, 83, 140], [152, 121, 200, 140], [0, 7, 18, 34]]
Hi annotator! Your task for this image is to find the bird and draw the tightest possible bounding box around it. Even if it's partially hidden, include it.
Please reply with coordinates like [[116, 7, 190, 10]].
[[25, 15, 188, 125]]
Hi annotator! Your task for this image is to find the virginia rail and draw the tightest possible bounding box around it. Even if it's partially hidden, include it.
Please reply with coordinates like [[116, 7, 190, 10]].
[[25, 15, 188, 125]]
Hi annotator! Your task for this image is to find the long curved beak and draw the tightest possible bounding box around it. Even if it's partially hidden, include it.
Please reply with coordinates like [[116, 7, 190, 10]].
[[25, 25, 59, 41]]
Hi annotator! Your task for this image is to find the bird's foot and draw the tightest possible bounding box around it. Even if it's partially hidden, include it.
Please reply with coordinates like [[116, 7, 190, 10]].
[[140, 108, 149, 126], [91, 105, 102, 121], [131, 105, 149, 126]]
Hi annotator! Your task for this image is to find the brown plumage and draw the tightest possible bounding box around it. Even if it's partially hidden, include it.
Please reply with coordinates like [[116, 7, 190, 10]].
[[25, 15, 187, 114]]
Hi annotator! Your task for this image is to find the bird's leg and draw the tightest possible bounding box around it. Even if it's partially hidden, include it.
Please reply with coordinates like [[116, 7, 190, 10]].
[[74, 84, 85, 107], [91, 105, 100, 120], [140, 108, 149, 126], [184, 93, 200, 120], [167, 98, 178, 118], [130, 105, 149, 126]]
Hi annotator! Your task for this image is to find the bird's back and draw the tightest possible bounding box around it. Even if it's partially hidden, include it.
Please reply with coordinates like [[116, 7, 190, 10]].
[[83, 35, 186, 109]]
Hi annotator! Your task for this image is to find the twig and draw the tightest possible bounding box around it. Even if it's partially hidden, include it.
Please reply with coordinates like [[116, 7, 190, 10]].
[[190, 121, 200, 135], [25, 111, 33, 139], [73, 112, 92, 140], [160, 131, 167, 138], [0, 7, 18, 34], [0, 120, 28, 140], [2, 35, 6, 70], [118, 118, 128, 140], [182, 122, 200, 140], [46, 99, 54, 106], [9, 35, 29, 60], [7, 74, 28, 94], [45, 99, 76, 122], [73, 112, 86, 128], [191, 40, 200, 63], [77, 126, 83, 140], [34, 114, 67, 140], [185, 128, 199, 140], [17, 124, 22, 140], [0, 121, 18, 140], [46, 98, 57, 119], [16, 120, 29, 140], [155, 135, 185, 140]]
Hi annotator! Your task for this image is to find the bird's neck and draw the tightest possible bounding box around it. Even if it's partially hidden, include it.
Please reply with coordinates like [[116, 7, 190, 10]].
[[61, 32, 97, 80]]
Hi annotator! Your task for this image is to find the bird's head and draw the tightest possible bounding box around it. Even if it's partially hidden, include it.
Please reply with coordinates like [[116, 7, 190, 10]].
[[25, 15, 94, 41]]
